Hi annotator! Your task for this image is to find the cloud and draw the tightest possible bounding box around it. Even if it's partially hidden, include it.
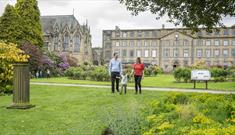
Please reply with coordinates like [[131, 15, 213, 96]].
[[0, 0, 235, 47]]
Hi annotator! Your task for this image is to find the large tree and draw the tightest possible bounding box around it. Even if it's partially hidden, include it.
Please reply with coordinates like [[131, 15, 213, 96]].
[[15, 0, 43, 47], [120, 0, 235, 32], [0, 4, 22, 44]]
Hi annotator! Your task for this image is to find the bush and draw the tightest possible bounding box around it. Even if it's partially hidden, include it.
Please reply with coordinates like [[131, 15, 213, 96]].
[[65, 65, 110, 81], [0, 41, 29, 94], [173, 68, 191, 83], [141, 94, 235, 135], [144, 65, 163, 77], [210, 67, 230, 82]]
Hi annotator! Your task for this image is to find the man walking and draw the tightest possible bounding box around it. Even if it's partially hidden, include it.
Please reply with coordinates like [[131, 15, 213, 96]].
[[109, 53, 122, 93]]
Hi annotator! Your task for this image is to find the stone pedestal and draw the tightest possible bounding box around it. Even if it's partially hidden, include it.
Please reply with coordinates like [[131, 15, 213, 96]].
[[7, 62, 35, 109]]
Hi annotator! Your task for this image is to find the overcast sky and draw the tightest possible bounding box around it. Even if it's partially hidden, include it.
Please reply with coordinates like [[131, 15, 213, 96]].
[[1, 0, 235, 47]]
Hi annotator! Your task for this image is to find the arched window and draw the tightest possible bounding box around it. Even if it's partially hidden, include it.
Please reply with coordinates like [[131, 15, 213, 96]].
[[63, 32, 69, 51], [54, 35, 58, 51], [74, 33, 80, 52]]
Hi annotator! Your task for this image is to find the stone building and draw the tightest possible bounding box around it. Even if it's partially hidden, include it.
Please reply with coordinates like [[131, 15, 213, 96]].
[[103, 25, 235, 72], [92, 47, 103, 65], [41, 15, 93, 64]]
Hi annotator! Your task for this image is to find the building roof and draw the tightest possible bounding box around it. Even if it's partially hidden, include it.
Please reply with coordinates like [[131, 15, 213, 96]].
[[40, 15, 80, 34]]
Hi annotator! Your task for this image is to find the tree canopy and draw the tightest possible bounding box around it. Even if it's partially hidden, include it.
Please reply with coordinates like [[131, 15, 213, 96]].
[[0, 4, 22, 44], [119, 0, 235, 32], [15, 0, 43, 47]]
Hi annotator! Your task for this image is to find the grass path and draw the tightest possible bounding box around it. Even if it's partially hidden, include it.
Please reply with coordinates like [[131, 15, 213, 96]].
[[31, 74, 235, 91]]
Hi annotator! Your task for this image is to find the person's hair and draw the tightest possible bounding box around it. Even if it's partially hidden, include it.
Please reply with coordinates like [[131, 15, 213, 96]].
[[136, 57, 141, 64], [113, 52, 118, 57]]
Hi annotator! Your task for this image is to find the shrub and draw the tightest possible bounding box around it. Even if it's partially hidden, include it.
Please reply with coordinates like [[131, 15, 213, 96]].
[[173, 68, 191, 82], [210, 67, 230, 82], [144, 65, 163, 77], [0, 41, 29, 94]]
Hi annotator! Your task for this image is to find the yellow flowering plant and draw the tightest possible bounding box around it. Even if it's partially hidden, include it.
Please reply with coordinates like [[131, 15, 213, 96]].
[[0, 41, 29, 94]]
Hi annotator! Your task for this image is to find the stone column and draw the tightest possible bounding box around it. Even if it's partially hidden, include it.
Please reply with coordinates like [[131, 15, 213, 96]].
[[7, 62, 35, 109]]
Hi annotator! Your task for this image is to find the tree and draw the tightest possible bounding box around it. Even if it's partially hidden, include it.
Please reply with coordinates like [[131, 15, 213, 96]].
[[15, 0, 43, 47], [0, 4, 22, 44], [20, 42, 43, 73], [119, 0, 235, 32]]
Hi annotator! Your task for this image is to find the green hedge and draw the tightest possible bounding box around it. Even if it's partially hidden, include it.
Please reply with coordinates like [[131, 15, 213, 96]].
[[65, 65, 110, 81]]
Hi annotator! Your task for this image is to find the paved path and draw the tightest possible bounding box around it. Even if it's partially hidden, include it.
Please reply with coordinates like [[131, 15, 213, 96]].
[[31, 82, 235, 95]]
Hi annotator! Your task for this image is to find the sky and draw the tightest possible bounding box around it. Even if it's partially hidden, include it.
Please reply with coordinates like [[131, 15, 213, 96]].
[[0, 0, 235, 47]]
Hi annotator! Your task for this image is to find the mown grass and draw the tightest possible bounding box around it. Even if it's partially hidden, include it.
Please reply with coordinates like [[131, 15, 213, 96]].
[[31, 74, 235, 91], [0, 85, 169, 135]]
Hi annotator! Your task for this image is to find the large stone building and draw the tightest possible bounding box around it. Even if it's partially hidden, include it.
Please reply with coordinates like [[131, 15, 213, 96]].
[[103, 26, 235, 72], [92, 47, 103, 65], [41, 15, 93, 64]]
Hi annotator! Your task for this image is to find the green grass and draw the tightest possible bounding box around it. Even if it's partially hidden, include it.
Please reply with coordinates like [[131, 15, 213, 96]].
[[31, 74, 235, 91], [0, 85, 169, 135]]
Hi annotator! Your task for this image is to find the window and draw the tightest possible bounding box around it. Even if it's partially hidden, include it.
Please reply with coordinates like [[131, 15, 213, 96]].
[[173, 49, 179, 57], [197, 31, 202, 36], [74, 34, 80, 52], [137, 50, 141, 57], [122, 49, 127, 57], [138, 31, 142, 37], [214, 31, 220, 36], [197, 39, 203, 46], [152, 31, 157, 37], [63, 33, 69, 51], [214, 50, 220, 57], [232, 40, 235, 45], [232, 49, 235, 57], [205, 40, 211, 46], [122, 32, 127, 38], [152, 40, 157, 46], [115, 32, 120, 38], [152, 50, 157, 57], [183, 49, 189, 57], [184, 40, 189, 46], [206, 50, 211, 58], [115, 41, 120, 46], [214, 40, 220, 46], [163, 49, 169, 57], [197, 50, 203, 58], [144, 41, 149, 46], [223, 49, 228, 57], [54, 35, 58, 51], [144, 50, 149, 57], [223, 40, 229, 46], [130, 50, 134, 57], [233, 30, 235, 36], [137, 41, 142, 46], [145, 31, 149, 37], [122, 41, 127, 46], [130, 41, 134, 46], [130, 31, 135, 37], [224, 29, 229, 35]]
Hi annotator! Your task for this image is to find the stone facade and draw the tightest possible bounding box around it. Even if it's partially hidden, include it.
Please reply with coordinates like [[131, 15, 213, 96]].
[[103, 26, 235, 72], [41, 15, 93, 64], [92, 47, 103, 65]]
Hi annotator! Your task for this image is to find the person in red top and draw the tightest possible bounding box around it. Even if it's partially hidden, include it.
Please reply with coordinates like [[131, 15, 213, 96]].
[[132, 57, 145, 94]]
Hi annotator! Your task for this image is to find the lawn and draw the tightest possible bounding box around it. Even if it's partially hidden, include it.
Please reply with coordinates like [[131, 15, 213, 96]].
[[0, 85, 168, 135], [31, 74, 235, 91]]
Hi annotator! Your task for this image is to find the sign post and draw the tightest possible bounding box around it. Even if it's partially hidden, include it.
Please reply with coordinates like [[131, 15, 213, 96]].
[[191, 70, 211, 90]]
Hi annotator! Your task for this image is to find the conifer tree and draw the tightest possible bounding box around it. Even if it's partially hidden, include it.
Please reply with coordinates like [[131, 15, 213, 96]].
[[15, 0, 43, 47], [0, 4, 22, 44]]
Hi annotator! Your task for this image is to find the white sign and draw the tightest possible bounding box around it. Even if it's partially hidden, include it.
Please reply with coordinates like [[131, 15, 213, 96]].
[[191, 70, 211, 80]]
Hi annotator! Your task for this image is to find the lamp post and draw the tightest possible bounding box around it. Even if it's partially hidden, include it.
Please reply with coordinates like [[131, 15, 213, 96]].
[[7, 62, 35, 109]]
